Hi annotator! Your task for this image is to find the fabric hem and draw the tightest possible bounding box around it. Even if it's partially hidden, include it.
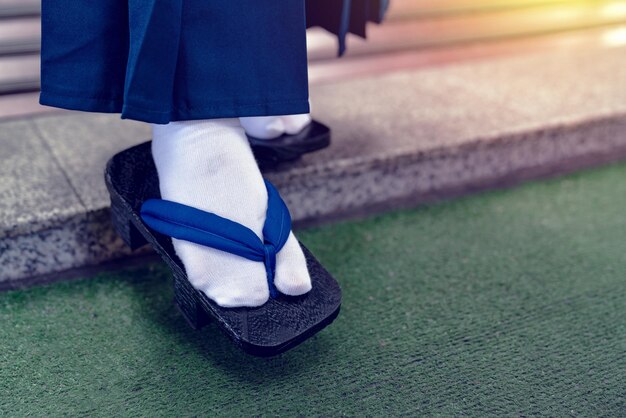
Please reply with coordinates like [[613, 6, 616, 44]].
[[39, 90, 311, 124]]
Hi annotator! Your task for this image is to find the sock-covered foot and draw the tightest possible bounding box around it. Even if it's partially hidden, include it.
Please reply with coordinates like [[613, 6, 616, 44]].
[[239, 115, 286, 140], [240, 113, 312, 139], [151, 118, 311, 307], [281, 113, 312, 135], [274, 232, 313, 295]]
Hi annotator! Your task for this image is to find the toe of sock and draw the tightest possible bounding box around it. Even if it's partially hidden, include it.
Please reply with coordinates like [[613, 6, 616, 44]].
[[281, 114, 312, 135], [204, 280, 270, 308], [274, 233, 313, 296], [275, 276, 312, 296], [240, 116, 286, 139]]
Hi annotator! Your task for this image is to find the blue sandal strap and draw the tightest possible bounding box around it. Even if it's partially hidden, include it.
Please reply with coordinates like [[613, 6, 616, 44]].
[[139, 180, 291, 298]]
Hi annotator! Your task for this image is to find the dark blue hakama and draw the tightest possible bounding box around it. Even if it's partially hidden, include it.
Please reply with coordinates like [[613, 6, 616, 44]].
[[40, 0, 388, 124]]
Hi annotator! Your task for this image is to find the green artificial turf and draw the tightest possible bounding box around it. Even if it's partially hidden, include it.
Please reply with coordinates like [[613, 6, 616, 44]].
[[2, 163, 626, 417]]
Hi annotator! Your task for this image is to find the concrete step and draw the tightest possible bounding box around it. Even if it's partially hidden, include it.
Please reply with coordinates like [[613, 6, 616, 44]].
[[308, 0, 626, 61], [309, 24, 626, 84], [1, 1, 625, 96], [0, 17, 39, 54], [1, 25, 622, 120], [0, 91, 59, 119], [0, 0, 39, 18], [1, 44, 624, 286], [2, 2, 623, 60], [0, 53, 39, 94]]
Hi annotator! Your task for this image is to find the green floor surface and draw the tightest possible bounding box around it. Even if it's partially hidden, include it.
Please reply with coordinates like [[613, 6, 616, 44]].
[[2, 163, 626, 417]]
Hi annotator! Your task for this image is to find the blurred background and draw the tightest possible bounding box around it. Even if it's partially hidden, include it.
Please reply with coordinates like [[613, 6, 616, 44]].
[[0, 0, 625, 119]]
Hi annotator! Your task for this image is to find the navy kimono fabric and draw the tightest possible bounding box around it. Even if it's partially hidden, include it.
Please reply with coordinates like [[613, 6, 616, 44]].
[[40, 0, 388, 124]]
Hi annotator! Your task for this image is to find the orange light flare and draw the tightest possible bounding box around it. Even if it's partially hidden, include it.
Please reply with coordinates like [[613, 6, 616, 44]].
[[599, 0, 626, 47], [601, 1, 626, 19], [602, 26, 626, 46]]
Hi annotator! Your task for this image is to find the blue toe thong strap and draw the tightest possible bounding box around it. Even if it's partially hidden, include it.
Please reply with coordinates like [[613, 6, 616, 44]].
[[139, 180, 292, 298]]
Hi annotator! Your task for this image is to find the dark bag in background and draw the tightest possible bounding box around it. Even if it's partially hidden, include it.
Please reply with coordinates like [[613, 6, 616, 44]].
[[306, 0, 390, 55]]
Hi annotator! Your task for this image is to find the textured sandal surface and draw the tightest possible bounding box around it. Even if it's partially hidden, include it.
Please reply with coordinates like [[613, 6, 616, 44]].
[[104, 141, 342, 356], [248, 120, 331, 168]]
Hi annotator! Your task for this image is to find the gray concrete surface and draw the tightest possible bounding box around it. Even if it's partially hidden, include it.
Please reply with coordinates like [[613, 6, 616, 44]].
[[1, 45, 625, 285]]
